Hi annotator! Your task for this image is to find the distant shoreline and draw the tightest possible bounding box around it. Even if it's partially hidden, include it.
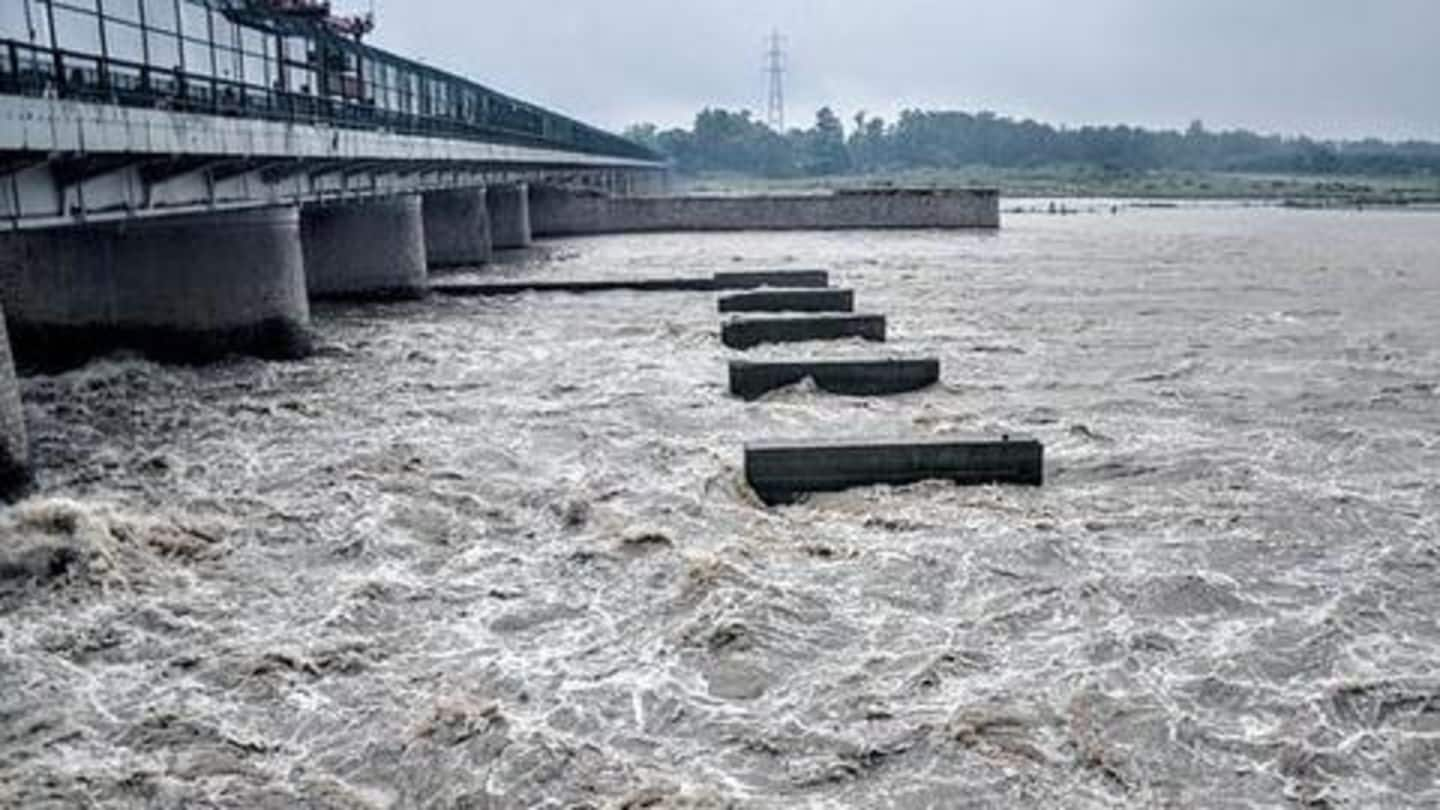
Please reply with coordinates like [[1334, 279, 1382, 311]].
[[999, 198, 1440, 215], [674, 167, 1440, 207]]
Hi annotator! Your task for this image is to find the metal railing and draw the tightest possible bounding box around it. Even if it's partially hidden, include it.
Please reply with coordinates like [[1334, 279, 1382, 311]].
[[0, 2, 657, 162]]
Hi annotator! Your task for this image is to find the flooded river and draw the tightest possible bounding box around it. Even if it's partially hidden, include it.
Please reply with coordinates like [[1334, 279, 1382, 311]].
[[2, 205, 1439, 808]]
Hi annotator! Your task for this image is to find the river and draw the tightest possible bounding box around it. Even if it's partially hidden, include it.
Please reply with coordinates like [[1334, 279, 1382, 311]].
[[2, 204, 1438, 808]]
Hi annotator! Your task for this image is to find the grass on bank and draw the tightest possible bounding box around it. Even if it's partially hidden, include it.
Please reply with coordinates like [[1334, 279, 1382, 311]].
[[674, 165, 1440, 205]]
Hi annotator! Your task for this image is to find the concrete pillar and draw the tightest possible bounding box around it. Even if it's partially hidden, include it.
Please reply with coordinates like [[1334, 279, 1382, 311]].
[[718, 289, 855, 313], [746, 438, 1044, 506], [721, 314, 887, 351], [488, 183, 532, 249], [422, 187, 491, 269], [0, 304, 29, 501], [301, 194, 427, 299], [714, 270, 830, 290], [525, 183, 557, 239], [729, 358, 940, 401], [0, 206, 312, 370]]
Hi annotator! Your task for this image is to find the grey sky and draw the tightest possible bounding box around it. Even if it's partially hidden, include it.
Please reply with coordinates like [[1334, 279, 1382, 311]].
[[369, 0, 1440, 140]]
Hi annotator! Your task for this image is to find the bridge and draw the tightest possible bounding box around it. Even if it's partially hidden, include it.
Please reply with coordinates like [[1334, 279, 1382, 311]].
[[0, 0, 671, 494], [0, 0, 663, 229]]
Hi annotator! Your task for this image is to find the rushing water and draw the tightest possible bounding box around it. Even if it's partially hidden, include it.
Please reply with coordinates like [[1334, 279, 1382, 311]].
[[2, 205, 1439, 809]]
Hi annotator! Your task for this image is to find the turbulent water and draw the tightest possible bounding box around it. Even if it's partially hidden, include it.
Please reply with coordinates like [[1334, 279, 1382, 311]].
[[2, 204, 1438, 809]]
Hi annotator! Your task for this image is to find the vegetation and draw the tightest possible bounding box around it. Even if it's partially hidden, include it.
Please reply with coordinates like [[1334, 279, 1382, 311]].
[[624, 108, 1440, 200]]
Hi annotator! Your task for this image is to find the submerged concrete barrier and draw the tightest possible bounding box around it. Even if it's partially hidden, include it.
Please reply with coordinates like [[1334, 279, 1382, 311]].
[[423, 187, 492, 268], [718, 289, 854, 314], [302, 194, 428, 300], [529, 185, 1000, 236], [434, 278, 715, 296], [0, 305, 28, 500], [722, 315, 886, 350], [0, 206, 312, 368], [745, 437, 1044, 505], [730, 358, 939, 400], [433, 270, 831, 298], [713, 270, 829, 289]]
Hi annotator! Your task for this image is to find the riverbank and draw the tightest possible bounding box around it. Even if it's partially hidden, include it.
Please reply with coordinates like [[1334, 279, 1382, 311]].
[[676, 166, 1440, 207]]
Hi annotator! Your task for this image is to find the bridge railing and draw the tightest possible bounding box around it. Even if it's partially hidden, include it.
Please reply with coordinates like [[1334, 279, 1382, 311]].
[[0, 2, 658, 163]]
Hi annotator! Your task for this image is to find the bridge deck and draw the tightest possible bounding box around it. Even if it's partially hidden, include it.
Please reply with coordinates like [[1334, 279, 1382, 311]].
[[0, 2, 662, 229], [0, 1, 653, 161]]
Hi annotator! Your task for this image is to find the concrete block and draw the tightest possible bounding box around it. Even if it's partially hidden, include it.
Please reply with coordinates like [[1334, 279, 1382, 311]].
[[423, 187, 492, 268], [523, 186, 1001, 235], [434, 278, 715, 296], [722, 315, 886, 350], [0, 304, 29, 500], [302, 194, 428, 300], [490, 183, 533, 249], [745, 437, 1044, 505], [714, 270, 829, 290], [729, 358, 939, 400], [435, 271, 832, 297], [0, 206, 312, 369], [719, 289, 854, 314]]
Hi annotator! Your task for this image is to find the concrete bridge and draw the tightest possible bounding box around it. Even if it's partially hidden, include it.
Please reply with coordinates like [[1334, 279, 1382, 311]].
[[0, 0, 666, 495]]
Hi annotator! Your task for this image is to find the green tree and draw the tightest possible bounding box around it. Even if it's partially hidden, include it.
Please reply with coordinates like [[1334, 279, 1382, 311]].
[[624, 106, 1440, 178], [621, 123, 661, 152], [803, 106, 851, 175], [848, 111, 889, 171]]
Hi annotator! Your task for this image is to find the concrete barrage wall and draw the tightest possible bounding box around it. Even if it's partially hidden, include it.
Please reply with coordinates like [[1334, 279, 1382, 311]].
[[529, 187, 999, 237], [0, 303, 28, 499], [0, 205, 312, 370], [488, 184, 533, 249], [302, 194, 429, 300], [422, 187, 492, 268]]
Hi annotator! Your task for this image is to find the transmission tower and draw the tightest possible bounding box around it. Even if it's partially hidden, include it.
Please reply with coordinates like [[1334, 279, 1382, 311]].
[[764, 30, 786, 132]]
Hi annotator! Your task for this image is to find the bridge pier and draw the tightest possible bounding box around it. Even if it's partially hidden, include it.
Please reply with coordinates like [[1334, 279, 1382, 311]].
[[0, 304, 29, 501], [422, 187, 492, 269], [301, 194, 429, 300], [0, 206, 312, 370], [488, 183, 532, 249]]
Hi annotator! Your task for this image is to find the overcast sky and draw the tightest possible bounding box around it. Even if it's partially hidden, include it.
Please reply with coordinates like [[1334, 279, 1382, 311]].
[[369, 0, 1440, 141]]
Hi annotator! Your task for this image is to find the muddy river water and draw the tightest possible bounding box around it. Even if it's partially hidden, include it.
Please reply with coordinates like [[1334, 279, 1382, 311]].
[[2, 204, 1439, 808]]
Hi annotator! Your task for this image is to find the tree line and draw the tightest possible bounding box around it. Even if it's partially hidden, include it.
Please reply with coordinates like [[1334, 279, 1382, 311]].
[[623, 108, 1440, 177]]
